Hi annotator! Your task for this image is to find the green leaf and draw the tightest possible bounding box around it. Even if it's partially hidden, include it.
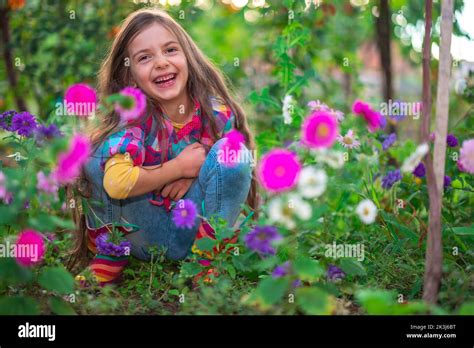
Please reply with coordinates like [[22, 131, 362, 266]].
[[339, 258, 367, 277], [0, 258, 33, 287], [168, 289, 180, 296], [293, 257, 324, 282], [49, 297, 76, 315], [295, 287, 332, 315], [451, 226, 474, 236], [195, 238, 215, 252], [38, 266, 75, 295], [356, 289, 395, 314], [458, 302, 474, 315], [226, 264, 236, 279], [180, 262, 202, 277], [256, 277, 288, 306], [0, 296, 39, 315]]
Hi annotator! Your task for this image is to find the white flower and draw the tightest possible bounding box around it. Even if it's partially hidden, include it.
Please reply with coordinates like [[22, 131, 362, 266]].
[[268, 194, 312, 229], [298, 167, 328, 198], [282, 95, 294, 125], [356, 199, 378, 225], [401, 143, 429, 173], [337, 129, 360, 149], [314, 149, 345, 169]]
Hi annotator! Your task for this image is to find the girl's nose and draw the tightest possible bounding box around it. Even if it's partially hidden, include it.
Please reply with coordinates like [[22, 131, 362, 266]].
[[153, 55, 169, 70]]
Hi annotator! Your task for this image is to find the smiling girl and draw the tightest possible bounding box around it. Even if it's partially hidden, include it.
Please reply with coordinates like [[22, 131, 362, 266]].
[[73, 8, 257, 284]]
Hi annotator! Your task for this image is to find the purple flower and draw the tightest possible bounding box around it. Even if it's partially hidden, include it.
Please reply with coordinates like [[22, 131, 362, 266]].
[[0, 110, 17, 131], [35, 124, 62, 142], [292, 279, 302, 288], [11, 112, 37, 137], [96, 233, 131, 257], [381, 169, 402, 189], [245, 225, 282, 255], [327, 264, 345, 281], [413, 162, 426, 178], [446, 134, 458, 148], [381, 133, 397, 151], [172, 199, 198, 229], [272, 261, 291, 278], [444, 175, 452, 188]]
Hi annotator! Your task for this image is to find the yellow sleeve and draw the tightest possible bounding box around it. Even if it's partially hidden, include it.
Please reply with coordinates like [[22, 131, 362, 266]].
[[103, 153, 140, 200]]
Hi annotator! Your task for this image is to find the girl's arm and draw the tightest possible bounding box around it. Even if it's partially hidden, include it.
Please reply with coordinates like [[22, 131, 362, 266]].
[[128, 142, 206, 197]]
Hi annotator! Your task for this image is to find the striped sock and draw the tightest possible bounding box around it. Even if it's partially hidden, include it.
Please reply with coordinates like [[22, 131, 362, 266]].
[[90, 254, 129, 285]]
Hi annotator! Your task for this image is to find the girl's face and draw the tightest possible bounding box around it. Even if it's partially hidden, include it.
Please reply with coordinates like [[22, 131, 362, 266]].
[[128, 23, 189, 106]]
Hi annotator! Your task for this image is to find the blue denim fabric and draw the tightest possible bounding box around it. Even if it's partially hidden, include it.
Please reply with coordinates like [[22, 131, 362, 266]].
[[83, 138, 252, 261]]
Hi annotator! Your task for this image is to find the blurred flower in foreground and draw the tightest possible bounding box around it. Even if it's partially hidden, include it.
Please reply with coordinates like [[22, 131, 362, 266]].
[[64, 83, 97, 117], [444, 175, 452, 188], [114, 86, 146, 122], [268, 194, 311, 229], [272, 261, 291, 278], [219, 129, 246, 167], [15, 230, 46, 267], [459, 139, 474, 174], [258, 149, 301, 192], [172, 199, 198, 229], [301, 111, 339, 148], [0, 110, 17, 131], [337, 129, 360, 149], [315, 149, 345, 169], [352, 100, 384, 133], [245, 225, 282, 255], [37, 171, 59, 199], [356, 199, 377, 225], [52, 133, 91, 184], [35, 124, 62, 143], [298, 166, 327, 198], [401, 143, 429, 173], [0, 171, 13, 203]]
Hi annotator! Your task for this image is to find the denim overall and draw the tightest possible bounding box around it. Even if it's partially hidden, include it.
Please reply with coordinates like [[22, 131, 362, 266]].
[[83, 136, 252, 261]]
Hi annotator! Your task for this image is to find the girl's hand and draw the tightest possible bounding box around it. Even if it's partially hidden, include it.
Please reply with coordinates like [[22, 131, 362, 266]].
[[175, 142, 206, 178], [158, 178, 195, 201]]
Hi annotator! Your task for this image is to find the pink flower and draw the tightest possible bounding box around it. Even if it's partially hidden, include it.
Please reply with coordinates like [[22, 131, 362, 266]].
[[37, 171, 59, 197], [301, 111, 339, 149], [218, 129, 246, 167], [258, 149, 301, 192], [352, 99, 384, 132], [459, 138, 474, 174], [52, 133, 91, 184], [15, 230, 46, 267], [115, 87, 146, 122], [64, 83, 97, 117], [0, 171, 12, 203]]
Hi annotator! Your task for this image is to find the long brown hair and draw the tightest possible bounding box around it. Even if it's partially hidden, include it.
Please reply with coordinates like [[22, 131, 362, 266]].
[[69, 8, 258, 270]]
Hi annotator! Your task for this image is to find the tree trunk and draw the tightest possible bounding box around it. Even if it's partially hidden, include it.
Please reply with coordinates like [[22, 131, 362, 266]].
[[422, 0, 454, 304], [376, 0, 395, 133], [0, 6, 28, 112]]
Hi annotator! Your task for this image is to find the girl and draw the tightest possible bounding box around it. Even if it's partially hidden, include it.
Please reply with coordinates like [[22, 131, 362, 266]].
[[71, 8, 257, 284]]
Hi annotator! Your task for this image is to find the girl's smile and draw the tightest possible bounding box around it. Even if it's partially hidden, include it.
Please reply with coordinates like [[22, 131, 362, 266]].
[[128, 23, 190, 120]]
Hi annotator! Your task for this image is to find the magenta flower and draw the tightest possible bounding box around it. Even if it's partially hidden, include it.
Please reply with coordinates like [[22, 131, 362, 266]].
[[52, 133, 91, 184], [459, 139, 474, 174], [64, 83, 97, 117], [352, 100, 384, 133], [115, 87, 146, 122], [172, 199, 198, 229], [301, 111, 339, 149], [219, 129, 246, 167], [15, 230, 46, 267], [258, 149, 301, 193]]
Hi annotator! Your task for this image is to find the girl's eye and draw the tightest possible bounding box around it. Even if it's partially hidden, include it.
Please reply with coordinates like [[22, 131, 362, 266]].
[[139, 55, 151, 62], [166, 47, 178, 54]]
